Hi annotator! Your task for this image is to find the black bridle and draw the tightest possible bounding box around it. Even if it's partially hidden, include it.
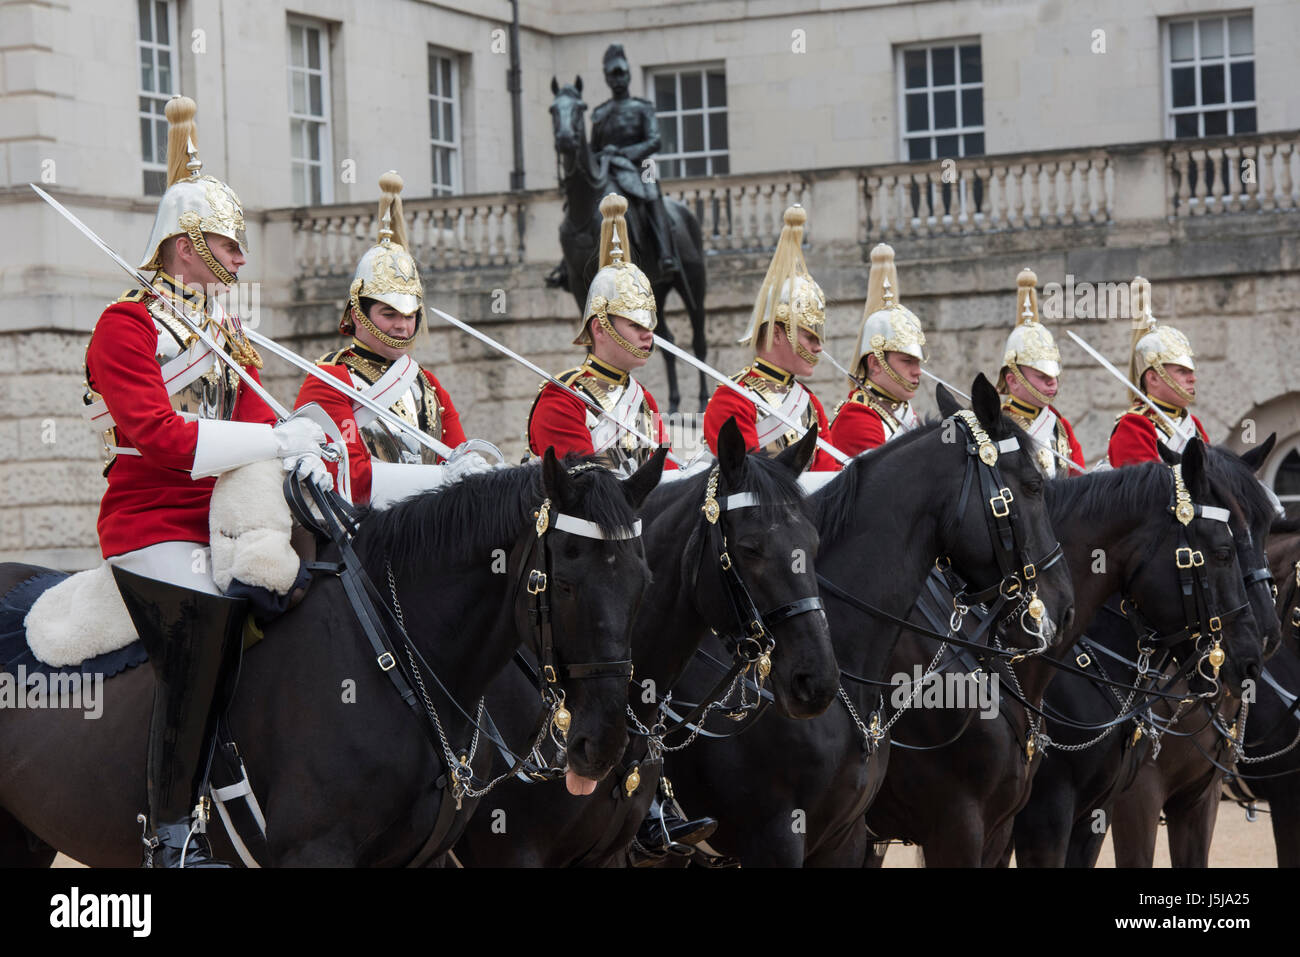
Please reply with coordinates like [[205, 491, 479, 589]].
[[650, 468, 826, 742]]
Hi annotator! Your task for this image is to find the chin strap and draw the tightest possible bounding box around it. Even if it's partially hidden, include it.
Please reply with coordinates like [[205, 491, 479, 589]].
[[1008, 361, 1055, 407], [598, 312, 650, 360], [348, 280, 417, 351]]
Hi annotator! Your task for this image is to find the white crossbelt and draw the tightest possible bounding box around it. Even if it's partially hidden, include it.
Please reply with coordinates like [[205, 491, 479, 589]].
[[349, 354, 421, 428], [754, 382, 810, 447]]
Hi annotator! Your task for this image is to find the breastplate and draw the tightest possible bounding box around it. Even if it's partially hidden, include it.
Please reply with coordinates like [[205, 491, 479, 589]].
[[154, 303, 240, 421], [578, 376, 656, 478], [746, 379, 815, 457], [344, 356, 444, 465]]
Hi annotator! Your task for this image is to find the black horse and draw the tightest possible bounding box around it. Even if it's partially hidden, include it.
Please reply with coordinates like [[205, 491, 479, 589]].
[[549, 78, 709, 413], [864, 440, 1267, 866], [0, 453, 662, 866], [642, 376, 1074, 866], [1230, 518, 1300, 866], [453, 420, 840, 866], [1008, 442, 1276, 868]]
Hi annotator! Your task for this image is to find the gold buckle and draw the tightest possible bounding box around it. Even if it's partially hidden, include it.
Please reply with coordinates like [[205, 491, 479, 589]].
[[1076, 652, 1091, 668], [1175, 547, 1195, 569], [990, 494, 1011, 519], [1023, 563, 1036, 581], [377, 652, 396, 671], [544, 664, 558, 684], [1193, 550, 1205, 567], [748, 620, 765, 640], [1209, 616, 1222, 633], [527, 570, 548, 594], [720, 552, 733, 571]]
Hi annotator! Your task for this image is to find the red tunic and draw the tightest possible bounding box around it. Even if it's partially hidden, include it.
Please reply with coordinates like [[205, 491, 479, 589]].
[[829, 400, 888, 455], [1107, 407, 1209, 468], [85, 297, 276, 558], [293, 352, 466, 505], [702, 373, 840, 472], [1054, 409, 1087, 475], [527, 372, 675, 468]]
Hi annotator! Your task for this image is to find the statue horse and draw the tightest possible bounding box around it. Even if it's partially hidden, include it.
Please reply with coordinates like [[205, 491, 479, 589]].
[[863, 440, 1268, 866], [1005, 442, 1275, 867], [645, 377, 1075, 866], [453, 420, 840, 867], [549, 77, 710, 413], [0, 452, 663, 866]]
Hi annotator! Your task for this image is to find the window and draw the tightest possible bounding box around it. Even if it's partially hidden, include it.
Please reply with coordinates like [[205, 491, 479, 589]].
[[138, 0, 179, 196], [428, 49, 461, 196], [287, 20, 332, 205], [899, 41, 984, 161], [650, 66, 728, 178], [1166, 14, 1255, 138], [1271, 441, 1300, 518]]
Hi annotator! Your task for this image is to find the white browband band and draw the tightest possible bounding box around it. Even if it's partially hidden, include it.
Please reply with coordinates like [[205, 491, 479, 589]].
[[1198, 505, 1231, 525], [722, 493, 759, 511], [553, 513, 642, 541], [996, 438, 1020, 454]]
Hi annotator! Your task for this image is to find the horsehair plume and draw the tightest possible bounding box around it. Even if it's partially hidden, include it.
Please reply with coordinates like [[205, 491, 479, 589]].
[[164, 95, 199, 188], [597, 193, 632, 268], [1016, 267, 1039, 326], [377, 170, 409, 249], [863, 243, 898, 319], [1127, 275, 1154, 392], [752, 204, 809, 350]]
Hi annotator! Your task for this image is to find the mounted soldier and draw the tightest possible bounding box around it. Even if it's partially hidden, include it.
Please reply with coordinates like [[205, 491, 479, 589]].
[[996, 268, 1084, 476], [83, 96, 331, 867], [591, 43, 678, 276], [527, 193, 676, 476], [829, 243, 926, 455], [294, 171, 489, 507], [702, 205, 839, 472], [1108, 276, 1208, 467]]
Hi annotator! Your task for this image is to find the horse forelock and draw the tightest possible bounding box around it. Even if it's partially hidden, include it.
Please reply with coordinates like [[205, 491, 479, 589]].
[[1045, 460, 1171, 525]]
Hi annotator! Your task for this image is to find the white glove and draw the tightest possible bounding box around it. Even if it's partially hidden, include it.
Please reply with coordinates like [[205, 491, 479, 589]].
[[273, 417, 327, 458], [283, 452, 334, 492], [445, 445, 494, 481]]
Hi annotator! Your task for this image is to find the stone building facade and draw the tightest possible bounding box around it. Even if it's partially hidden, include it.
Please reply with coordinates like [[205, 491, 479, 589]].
[[2, 0, 1299, 569]]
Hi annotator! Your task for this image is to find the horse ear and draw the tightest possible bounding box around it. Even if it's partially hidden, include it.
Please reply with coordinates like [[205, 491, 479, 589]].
[[623, 447, 667, 509], [540, 447, 567, 503], [776, 420, 819, 476], [1157, 442, 1182, 466], [935, 383, 961, 418], [1240, 432, 1277, 473], [1182, 438, 1209, 499], [970, 373, 1001, 432], [717, 417, 747, 491], [551, 76, 559, 96], [575, 75, 583, 95]]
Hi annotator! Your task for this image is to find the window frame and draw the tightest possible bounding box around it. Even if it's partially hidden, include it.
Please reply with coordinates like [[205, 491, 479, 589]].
[[646, 63, 729, 180], [287, 17, 334, 206], [896, 38, 985, 163], [428, 47, 462, 197], [1163, 13, 1256, 140], [138, 0, 181, 197]]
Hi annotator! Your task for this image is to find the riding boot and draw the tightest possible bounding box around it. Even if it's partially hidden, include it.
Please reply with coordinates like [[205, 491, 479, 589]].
[[112, 566, 248, 868], [650, 197, 679, 275], [632, 794, 717, 859]]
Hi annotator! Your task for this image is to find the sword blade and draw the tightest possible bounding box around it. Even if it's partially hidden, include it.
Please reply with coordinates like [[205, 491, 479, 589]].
[[920, 367, 972, 401], [30, 183, 292, 421], [427, 306, 685, 467], [651, 334, 851, 466], [1064, 330, 1182, 435], [243, 330, 456, 460]]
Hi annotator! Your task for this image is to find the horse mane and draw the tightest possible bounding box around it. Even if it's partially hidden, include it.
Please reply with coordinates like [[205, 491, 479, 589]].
[[354, 462, 636, 570], [813, 419, 941, 547], [1270, 514, 1300, 536], [1045, 461, 1171, 521], [1203, 444, 1276, 530]]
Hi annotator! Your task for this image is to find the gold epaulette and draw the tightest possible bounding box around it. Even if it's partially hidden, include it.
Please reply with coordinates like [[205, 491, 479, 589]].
[[113, 288, 151, 304], [316, 347, 350, 366], [556, 366, 584, 386], [730, 368, 750, 384], [849, 388, 869, 405], [1114, 405, 1148, 424]]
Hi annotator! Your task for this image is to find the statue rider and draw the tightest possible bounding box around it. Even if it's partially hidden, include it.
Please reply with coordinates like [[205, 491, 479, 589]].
[[591, 44, 679, 276]]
